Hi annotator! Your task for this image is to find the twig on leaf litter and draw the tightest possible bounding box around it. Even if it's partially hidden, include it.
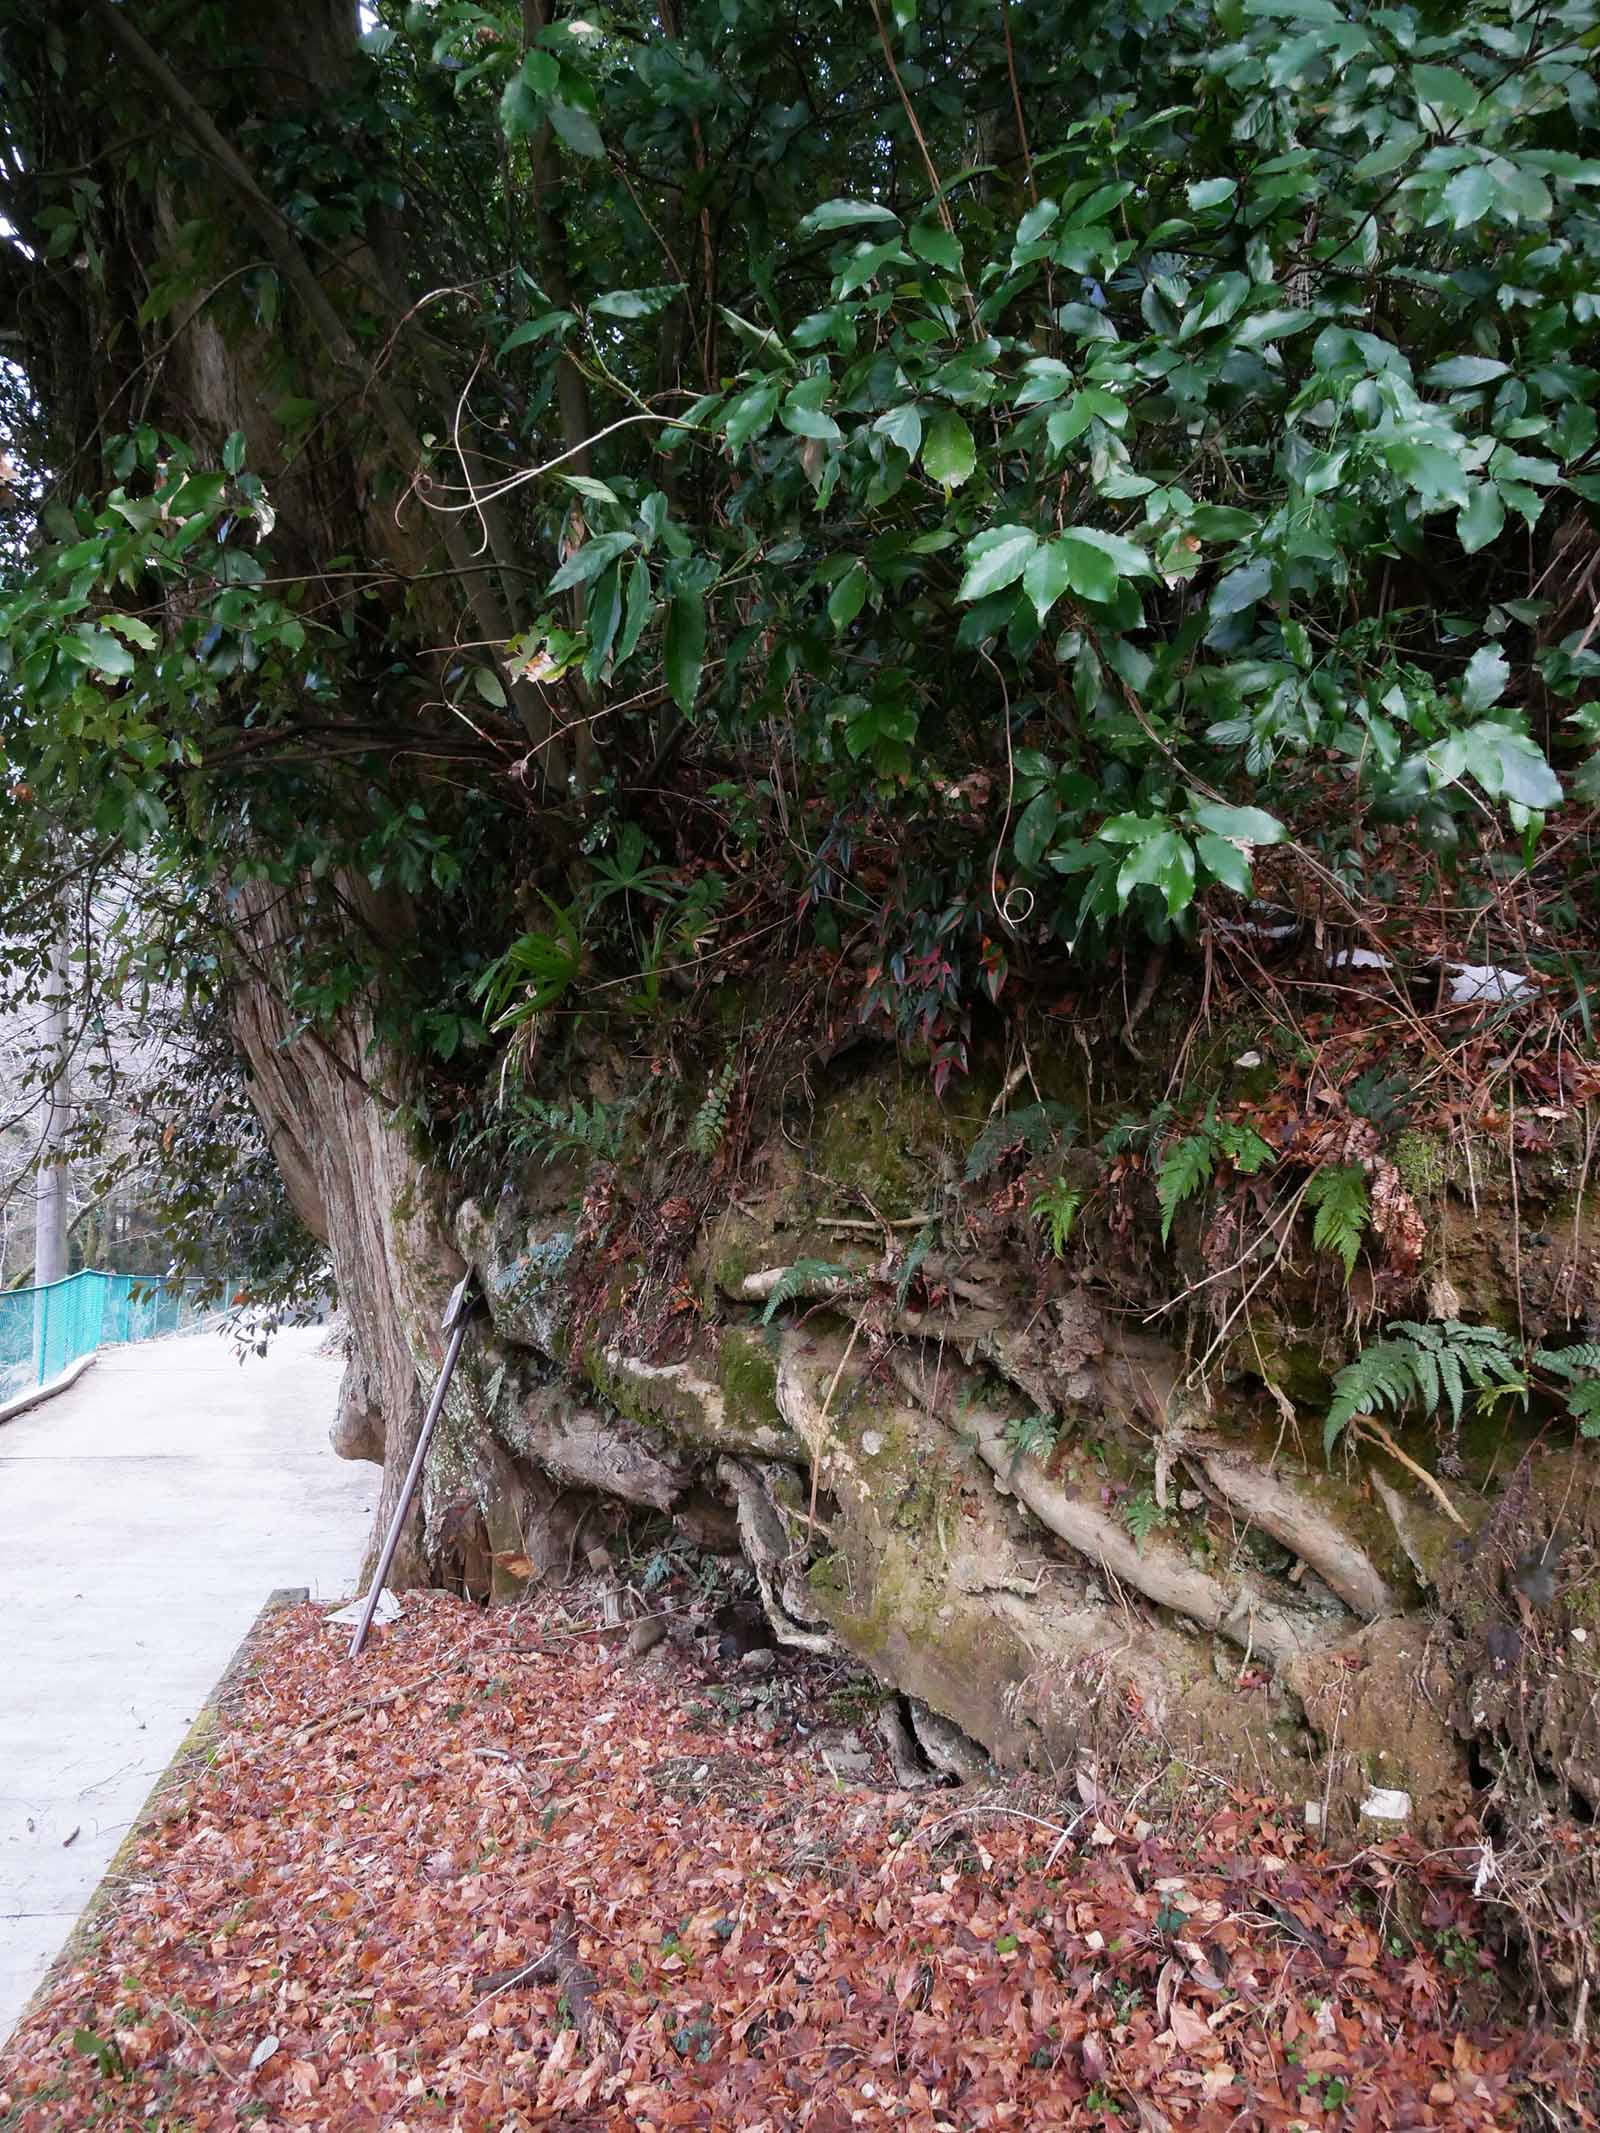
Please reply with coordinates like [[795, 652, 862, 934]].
[[465, 1909, 612, 2049], [466, 1943, 560, 2022], [159, 1997, 242, 2085], [293, 1668, 447, 1746]]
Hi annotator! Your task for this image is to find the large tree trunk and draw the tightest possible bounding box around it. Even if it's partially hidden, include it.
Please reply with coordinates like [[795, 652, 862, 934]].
[[229, 887, 461, 1585], [4, 0, 514, 1582]]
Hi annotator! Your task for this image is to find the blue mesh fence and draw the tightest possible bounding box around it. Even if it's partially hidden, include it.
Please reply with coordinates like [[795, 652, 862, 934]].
[[0, 1271, 212, 1403]]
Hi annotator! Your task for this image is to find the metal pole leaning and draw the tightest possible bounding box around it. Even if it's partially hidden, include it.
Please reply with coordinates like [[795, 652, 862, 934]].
[[349, 1272, 479, 1660]]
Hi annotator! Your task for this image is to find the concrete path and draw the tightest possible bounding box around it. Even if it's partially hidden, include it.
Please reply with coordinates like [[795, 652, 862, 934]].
[[0, 1325, 376, 2044]]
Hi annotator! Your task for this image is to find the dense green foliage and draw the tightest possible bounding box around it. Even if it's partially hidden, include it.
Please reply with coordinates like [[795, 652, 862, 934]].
[[1, 0, 1598, 1275]]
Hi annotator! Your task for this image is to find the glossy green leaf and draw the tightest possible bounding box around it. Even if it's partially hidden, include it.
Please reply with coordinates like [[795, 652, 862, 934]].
[[1022, 542, 1072, 623], [799, 198, 900, 234], [1116, 829, 1196, 917], [721, 379, 784, 452], [957, 526, 1038, 603], [1067, 527, 1152, 578], [908, 222, 962, 271], [72, 627, 134, 678], [500, 312, 574, 354], [664, 588, 705, 712], [1457, 482, 1506, 554], [1187, 799, 1286, 845], [591, 285, 682, 318], [549, 532, 636, 593], [1016, 197, 1059, 245], [1013, 791, 1059, 871], [828, 561, 869, 630], [922, 411, 976, 488], [547, 101, 604, 158], [1014, 359, 1074, 408], [1423, 355, 1509, 389], [781, 395, 843, 443], [1441, 164, 1494, 228], [615, 558, 650, 666], [1461, 644, 1510, 713], [1210, 558, 1273, 617], [1383, 441, 1470, 509], [1195, 831, 1253, 894], [875, 404, 922, 457]]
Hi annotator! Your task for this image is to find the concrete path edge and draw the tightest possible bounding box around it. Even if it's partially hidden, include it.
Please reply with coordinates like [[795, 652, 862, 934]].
[[0, 1354, 97, 1429], [4, 1585, 308, 2055]]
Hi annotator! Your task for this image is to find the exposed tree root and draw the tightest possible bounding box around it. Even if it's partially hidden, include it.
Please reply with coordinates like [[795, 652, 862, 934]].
[[715, 1455, 837, 1654], [1192, 1450, 1396, 1619]]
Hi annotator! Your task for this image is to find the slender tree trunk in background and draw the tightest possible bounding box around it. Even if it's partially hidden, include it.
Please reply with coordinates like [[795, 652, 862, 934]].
[[32, 928, 70, 1288]]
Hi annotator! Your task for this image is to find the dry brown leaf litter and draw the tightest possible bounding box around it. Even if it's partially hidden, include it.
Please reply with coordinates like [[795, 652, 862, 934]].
[[0, 1595, 1588, 2133]]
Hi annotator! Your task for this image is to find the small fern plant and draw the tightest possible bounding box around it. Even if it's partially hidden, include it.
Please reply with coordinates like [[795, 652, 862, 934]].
[[1122, 1489, 1167, 1550], [1534, 1343, 1600, 1437], [965, 1100, 1078, 1184], [1155, 1105, 1273, 1243], [893, 1220, 938, 1309], [1030, 1177, 1084, 1259], [1304, 1163, 1370, 1279], [1003, 1410, 1061, 1476], [760, 1260, 857, 1324], [1324, 1320, 1522, 1456], [687, 1060, 737, 1159]]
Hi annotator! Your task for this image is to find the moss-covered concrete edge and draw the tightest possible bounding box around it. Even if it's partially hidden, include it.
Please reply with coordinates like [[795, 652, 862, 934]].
[[7, 1585, 308, 2045]]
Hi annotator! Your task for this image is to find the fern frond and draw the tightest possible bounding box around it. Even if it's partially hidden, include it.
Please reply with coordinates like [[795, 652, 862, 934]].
[[1463, 1343, 1522, 1392], [1324, 1339, 1420, 1454], [1535, 1343, 1600, 1381], [1122, 1489, 1167, 1550], [965, 1100, 1078, 1184], [1003, 1410, 1061, 1476], [1534, 1344, 1600, 1437], [1304, 1163, 1370, 1279], [687, 1060, 737, 1160], [1030, 1178, 1084, 1259], [1156, 1131, 1215, 1244], [760, 1259, 857, 1324], [1325, 1319, 1522, 1455], [894, 1222, 938, 1310], [1217, 1119, 1274, 1175], [1436, 1346, 1462, 1427]]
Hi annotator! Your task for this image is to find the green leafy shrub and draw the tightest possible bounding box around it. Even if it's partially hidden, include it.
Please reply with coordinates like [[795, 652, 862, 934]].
[[4, 0, 1600, 1322], [472, 899, 583, 1029]]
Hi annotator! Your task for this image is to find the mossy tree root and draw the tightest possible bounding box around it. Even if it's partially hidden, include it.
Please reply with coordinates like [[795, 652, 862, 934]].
[[715, 1454, 838, 1654]]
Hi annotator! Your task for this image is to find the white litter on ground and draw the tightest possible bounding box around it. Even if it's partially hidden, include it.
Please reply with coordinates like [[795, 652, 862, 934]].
[[1359, 1787, 1412, 1823], [1444, 962, 1540, 1006], [324, 1589, 403, 1629]]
